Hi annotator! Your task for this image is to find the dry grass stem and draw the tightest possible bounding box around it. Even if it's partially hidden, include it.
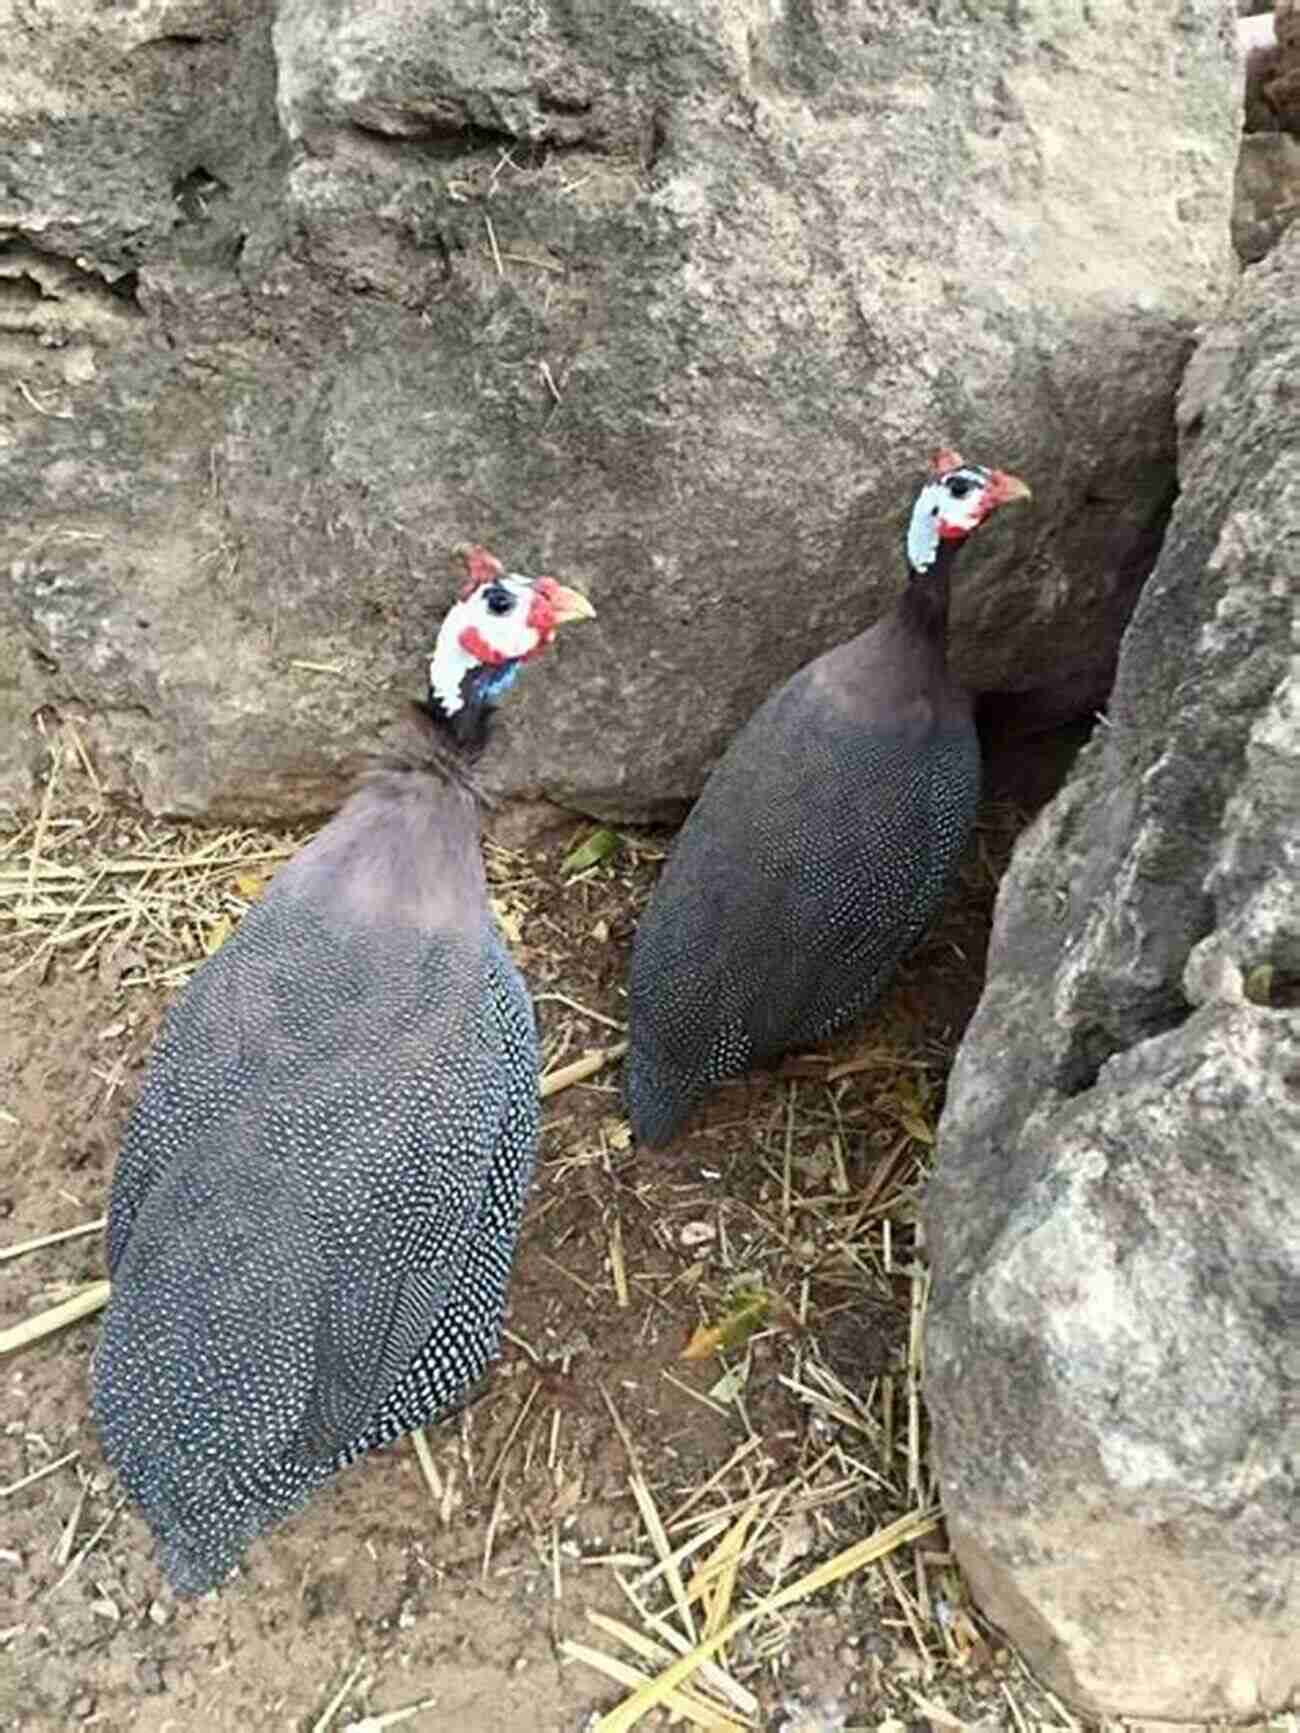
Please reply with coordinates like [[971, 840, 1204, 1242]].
[[609, 1213, 629, 1309], [658, 1370, 731, 1420], [589, 1507, 940, 1731], [311, 1657, 366, 1733], [23, 730, 62, 915], [881, 1552, 933, 1675], [631, 1518, 729, 1600], [0, 1281, 110, 1355], [51, 1494, 126, 1592], [0, 1218, 105, 1263], [598, 1384, 642, 1480], [1001, 1677, 1032, 1733], [629, 1474, 698, 1644], [534, 990, 625, 1032], [342, 1693, 439, 1732], [409, 1428, 444, 1512], [539, 1041, 628, 1097], [1, 1449, 81, 1500], [502, 252, 565, 273], [481, 1468, 509, 1583], [343, 1691, 440, 1733], [559, 1637, 749, 1731], [665, 1438, 766, 1530], [907, 1255, 930, 1503], [53, 1480, 89, 1568], [17, 378, 74, 419], [607, 1583, 759, 1718], [486, 1380, 541, 1489], [906, 1689, 971, 1728]]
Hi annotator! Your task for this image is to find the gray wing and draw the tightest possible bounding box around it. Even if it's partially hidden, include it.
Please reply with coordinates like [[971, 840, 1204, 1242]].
[[627, 666, 979, 1131], [340, 934, 540, 1462], [101, 893, 535, 1489]]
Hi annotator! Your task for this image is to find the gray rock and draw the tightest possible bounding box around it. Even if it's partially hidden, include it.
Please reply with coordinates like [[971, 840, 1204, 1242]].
[[924, 225, 1300, 1718], [1, 0, 1241, 821], [1233, 131, 1300, 258], [1273, 0, 1300, 129], [1240, 8, 1281, 130]]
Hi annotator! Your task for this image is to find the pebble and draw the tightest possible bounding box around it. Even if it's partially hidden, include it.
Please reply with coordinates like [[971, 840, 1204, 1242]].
[[137, 1657, 165, 1694]]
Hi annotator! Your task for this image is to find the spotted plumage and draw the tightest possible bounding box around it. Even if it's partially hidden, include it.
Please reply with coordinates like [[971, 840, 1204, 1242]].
[[93, 548, 594, 1593], [625, 451, 1031, 1148]]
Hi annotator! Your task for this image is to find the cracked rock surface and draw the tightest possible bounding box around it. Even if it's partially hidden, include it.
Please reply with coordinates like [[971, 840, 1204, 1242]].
[[924, 224, 1300, 1721], [1, 0, 1239, 820]]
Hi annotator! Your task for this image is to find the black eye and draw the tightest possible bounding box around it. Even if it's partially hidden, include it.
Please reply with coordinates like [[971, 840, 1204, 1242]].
[[947, 475, 975, 500], [484, 585, 514, 616]]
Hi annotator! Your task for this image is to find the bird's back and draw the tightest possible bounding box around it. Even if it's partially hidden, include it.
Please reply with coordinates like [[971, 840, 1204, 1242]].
[[626, 614, 980, 1145], [93, 771, 539, 1592]]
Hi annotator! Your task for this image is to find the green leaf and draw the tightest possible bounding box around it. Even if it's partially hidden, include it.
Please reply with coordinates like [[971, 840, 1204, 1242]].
[[681, 1288, 771, 1361], [560, 827, 621, 876]]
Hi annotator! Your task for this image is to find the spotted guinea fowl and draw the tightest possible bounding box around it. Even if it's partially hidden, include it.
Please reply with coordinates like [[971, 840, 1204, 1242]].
[[625, 449, 1031, 1147], [92, 545, 595, 1594]]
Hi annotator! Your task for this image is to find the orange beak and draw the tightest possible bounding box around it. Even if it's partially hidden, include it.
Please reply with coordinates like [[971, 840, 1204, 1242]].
[[985, 470, 1033, 507], [538, 579, 597, 625]]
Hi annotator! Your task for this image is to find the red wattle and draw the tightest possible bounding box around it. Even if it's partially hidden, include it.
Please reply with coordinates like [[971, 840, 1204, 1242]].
[[458, 625, 511, 665], [526, 578, 558, 635]]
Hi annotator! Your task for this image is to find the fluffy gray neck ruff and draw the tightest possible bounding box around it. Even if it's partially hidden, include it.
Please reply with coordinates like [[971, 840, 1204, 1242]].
[[349, 702, 498, 810]]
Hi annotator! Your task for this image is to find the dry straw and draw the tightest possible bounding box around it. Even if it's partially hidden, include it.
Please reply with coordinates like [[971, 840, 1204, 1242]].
[[1, 731, 1038, 1727]]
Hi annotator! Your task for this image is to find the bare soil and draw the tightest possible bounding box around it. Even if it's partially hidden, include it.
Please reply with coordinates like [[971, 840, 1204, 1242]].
[[1, 766, 1079, 1733]]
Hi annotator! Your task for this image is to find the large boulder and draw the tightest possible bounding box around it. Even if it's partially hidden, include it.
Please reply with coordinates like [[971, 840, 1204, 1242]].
[[1, 0, 1241, 822], [924, 226, 1300, 1717]]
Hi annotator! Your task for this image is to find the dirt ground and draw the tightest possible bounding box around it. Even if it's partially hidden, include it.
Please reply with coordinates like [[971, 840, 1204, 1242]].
[[2, 739, 1089, 1733]]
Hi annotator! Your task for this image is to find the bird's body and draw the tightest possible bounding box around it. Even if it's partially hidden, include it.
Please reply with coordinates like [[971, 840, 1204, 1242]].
[[93, 550, 594, 1592], [626, 452, 1030, 1147]]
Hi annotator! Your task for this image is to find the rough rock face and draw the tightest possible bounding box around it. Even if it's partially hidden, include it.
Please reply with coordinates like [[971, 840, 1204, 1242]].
[[1272, 0, 1300, 127], [1240, 0, 1300, 134], [924, 226, 1300, 1718], [1236, 6, 1300, 261], [1241, 7, 1281, 131], [1233, 129, 1300, 259], [1, 1, 1240, 821]]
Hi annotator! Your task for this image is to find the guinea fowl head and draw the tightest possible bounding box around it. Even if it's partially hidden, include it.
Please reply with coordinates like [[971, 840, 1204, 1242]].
[[905, 447, 1032, 578], [426, 542, 596, 750]]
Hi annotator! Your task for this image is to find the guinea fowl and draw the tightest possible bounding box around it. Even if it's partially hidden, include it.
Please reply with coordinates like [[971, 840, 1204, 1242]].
[[625, 449, 1031, 1148], [92, 545, 594, 1594]]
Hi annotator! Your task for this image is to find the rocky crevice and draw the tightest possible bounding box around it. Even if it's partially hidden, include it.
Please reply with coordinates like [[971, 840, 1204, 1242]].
[[924, 224, 1300, 1722], [0, 240, 144, 344]]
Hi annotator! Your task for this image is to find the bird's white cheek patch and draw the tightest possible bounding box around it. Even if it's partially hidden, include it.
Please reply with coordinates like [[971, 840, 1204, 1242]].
[[468, 608, 542, 663], [907, 484, 946, 571], [426, 581, 543, 714], [428, 639, 478, 717], [907, 480, 989, 567], [938, 495, 985, 539]]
